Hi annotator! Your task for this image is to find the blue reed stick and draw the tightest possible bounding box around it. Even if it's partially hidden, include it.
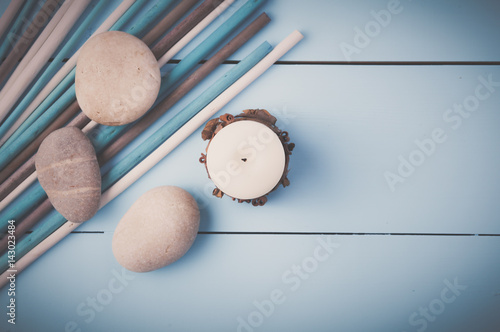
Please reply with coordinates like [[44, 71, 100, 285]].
[[109, 0, 150, 31], [122, 0, 176, 38], [0, 41, 272, 272]]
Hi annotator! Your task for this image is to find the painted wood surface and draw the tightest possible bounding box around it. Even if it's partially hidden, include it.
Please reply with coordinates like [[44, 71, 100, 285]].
[[175, 0, 500, 62], [0, 234, 499, 331], [0, 0, 498, 331]]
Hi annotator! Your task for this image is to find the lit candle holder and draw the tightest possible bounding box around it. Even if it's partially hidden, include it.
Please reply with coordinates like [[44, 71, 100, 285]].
[[200, 109, 294, 206]]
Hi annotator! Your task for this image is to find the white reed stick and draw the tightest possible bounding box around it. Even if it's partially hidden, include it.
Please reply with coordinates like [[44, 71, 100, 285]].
[[81, 120, 98, 134], [0, 30, 303, 287], [0, 0, 136, 146], [0, 0, 91, 119]]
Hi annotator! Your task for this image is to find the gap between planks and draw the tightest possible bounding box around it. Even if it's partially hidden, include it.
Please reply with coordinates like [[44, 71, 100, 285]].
[[22, 231, 500, 236], [3, 57, 500, 66]]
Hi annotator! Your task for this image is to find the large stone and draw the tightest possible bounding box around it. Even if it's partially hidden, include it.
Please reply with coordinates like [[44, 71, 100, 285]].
[[112, 186, 200, 272], [36, 127, 101, 223], [75, 31, 161, 126]]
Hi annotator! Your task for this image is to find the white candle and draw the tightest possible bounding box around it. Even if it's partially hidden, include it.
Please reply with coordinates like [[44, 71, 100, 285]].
[[206, 120, 286, 200]]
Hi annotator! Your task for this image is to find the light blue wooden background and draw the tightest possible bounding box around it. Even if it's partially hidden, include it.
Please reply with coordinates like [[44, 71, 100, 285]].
[[0, 0, 499, 331]]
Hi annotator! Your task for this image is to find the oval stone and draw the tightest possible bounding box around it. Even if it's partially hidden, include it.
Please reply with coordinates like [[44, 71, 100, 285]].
[[35, 127, 101, 223], [75, 31, 161, 126], [112, 186, 200, 273]]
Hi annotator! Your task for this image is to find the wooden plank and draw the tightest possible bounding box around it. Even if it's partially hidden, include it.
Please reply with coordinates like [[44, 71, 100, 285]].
[[0, 233, 498, 331], [75, 64, 500, 234], [175, 0, 500, 62], [1, 0, 499, 62]]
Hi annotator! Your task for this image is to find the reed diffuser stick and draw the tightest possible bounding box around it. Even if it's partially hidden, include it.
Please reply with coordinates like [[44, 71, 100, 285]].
[[158, 0, 236, 67], [0, 0, 26, 41]]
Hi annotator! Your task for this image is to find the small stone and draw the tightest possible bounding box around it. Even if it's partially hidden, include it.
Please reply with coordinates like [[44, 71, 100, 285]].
[[75, 31, 161, 126], [112, 186, 200, 273], [35, 127, 101, 223]]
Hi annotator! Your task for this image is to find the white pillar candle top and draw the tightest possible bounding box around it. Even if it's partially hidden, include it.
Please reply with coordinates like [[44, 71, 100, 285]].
[[206, 120, 286, 200]]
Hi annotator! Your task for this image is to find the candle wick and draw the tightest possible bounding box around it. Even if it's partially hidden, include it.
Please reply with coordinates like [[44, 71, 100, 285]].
[[241, 158, 247, 162]]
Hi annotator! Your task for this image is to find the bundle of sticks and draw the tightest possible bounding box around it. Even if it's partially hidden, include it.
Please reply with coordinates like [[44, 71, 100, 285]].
[[0, 0, 302, 287]]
